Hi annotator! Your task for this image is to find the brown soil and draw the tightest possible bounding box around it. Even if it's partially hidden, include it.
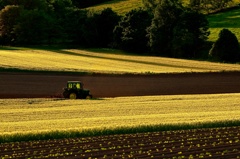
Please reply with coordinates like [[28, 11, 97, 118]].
[[0, 72, 240, 98], [1, 126, 240, 158]]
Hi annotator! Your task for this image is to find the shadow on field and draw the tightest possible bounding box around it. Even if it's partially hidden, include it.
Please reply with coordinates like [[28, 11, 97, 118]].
[[48, 49, 209, 71]]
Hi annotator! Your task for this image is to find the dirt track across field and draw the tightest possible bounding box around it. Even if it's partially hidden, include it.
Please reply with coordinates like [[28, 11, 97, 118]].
[[0, 72, 240, 98]]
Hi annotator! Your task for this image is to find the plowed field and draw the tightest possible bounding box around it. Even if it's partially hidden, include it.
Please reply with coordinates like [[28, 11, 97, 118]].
[[1, 72, 240, 98], [1, 126, 240, 158]]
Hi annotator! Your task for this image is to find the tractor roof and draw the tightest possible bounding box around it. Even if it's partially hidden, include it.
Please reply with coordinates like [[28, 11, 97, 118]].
[[68, 81, 81, 83]]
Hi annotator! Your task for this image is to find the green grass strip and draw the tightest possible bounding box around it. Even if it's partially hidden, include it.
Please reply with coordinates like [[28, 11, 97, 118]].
[[1, 120, 240, 143]]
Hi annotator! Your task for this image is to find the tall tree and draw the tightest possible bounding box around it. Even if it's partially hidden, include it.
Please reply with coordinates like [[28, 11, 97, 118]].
[[0, 5, 23, 44], [82, 8, 120, 47], [209, 29, 240, 63], [172, 10, 209, 58], [60, 8, 88, 44], [146, 0, 184, 56], [14, 9, 56, 45], [113, 8, 152, 53]]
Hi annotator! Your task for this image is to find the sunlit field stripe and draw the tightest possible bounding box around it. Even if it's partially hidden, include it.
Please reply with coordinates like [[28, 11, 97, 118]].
[[0, 49, 240, 74], [1, 93, 240, 135]]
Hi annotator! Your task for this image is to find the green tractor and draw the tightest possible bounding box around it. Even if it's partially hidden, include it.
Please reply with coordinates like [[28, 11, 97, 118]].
[[63, 81, 92, 99]]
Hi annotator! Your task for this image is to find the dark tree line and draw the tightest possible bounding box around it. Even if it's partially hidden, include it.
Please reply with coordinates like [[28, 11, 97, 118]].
[[0, 0, 120, 47], [0, 0, 239, 62]]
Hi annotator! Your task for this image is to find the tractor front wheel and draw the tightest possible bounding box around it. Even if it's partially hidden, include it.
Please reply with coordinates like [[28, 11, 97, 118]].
[[69, 93, 77, 99], [86, 95, 92, 99]]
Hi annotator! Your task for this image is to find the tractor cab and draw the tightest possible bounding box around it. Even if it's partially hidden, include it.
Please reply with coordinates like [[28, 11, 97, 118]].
[[67, 81, 82, 90]]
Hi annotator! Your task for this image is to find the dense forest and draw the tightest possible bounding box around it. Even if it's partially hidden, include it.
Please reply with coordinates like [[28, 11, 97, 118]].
[[0, 0, 239, 63]]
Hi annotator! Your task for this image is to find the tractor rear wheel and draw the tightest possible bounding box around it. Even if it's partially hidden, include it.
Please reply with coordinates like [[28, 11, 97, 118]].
[[69, 93, 77, 99]]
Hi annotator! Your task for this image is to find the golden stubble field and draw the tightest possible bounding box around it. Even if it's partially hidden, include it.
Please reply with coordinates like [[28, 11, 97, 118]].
[[1, 48, 240, 74], [1, 93, 240, 135]]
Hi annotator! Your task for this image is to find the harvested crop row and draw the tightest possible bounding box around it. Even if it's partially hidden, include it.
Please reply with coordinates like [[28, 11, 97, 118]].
[[1, 126, 240, 158]]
